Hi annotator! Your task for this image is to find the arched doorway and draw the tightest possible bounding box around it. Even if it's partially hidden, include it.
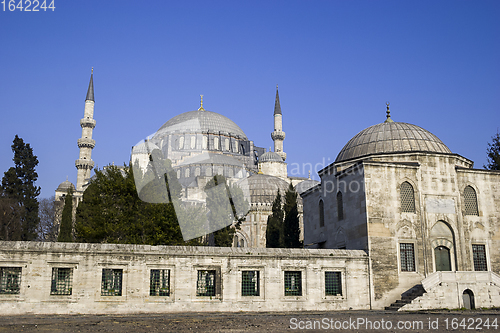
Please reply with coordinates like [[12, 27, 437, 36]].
[[462, 289, 475, 309], [434, 246, 451, 271]]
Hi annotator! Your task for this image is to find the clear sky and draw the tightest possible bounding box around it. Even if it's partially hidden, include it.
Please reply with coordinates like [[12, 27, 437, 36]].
[[1, 0, 499, 199]]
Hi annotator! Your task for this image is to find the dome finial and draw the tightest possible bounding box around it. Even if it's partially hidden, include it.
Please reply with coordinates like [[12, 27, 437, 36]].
[[258, 164, 263, 174], [91, 67, 93, 74], [308, 170, 311, 180], [198, 95, 205, 111], [384, 101, 394, 123]]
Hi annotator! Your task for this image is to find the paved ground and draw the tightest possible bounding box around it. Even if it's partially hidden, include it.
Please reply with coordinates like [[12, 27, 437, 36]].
[[0, 309, 498, 332]]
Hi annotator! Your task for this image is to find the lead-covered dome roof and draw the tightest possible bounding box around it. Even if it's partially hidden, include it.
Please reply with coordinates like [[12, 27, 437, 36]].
[[236, 174, 290, 204], [335, 121, 452, 163], [259, 151, 283, 163], [56, 180, 75, 192], [155, 110, 247, 140]]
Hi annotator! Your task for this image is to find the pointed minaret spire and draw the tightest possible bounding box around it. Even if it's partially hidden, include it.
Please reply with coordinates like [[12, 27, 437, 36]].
[[274, 84, 281, 115], [86, 68, 94, 102], [198, 95, 205, 111], [384, 102, 394, 123], [271, 84, 286, 161], [76, 69, 96, 196]]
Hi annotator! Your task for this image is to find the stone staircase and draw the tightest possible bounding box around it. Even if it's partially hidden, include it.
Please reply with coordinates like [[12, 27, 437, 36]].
[[385, 284, 426, 311]]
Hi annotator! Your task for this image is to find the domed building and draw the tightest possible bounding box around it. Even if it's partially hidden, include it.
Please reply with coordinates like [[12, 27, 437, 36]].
[[60, 73, 309, 247], [302, 103, 500, 310]]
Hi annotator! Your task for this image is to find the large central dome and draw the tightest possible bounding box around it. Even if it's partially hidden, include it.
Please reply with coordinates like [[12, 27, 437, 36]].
[[156, 110, 247, 140], [335, 121, 452, 163]]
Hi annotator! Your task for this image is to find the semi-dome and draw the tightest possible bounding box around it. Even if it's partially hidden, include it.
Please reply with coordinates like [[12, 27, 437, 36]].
[[236, 174, 290, 204], [56, 180, 75, 192], [259, 151, 283, 163], [335, 121, 452, 163], [155, 110, 247, 140], [295, 179, 320, 194]]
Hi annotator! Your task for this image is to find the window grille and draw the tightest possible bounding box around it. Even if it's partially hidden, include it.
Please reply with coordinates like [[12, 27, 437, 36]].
[[472, 244, 487, 271], [325, 272, 342, 296], [150, 269, 170, 296], [50, 268, 73, 295], [0, 267, 21, 294], [337, 192, 344, 221], [284, 271, 302, 296], [400, 182, 415, 213], [400, 243, 416, 272], [101, 269, 123, 296], [196, 270, 216, 297], [319, 200, 325, 227], [464, 186, 479, 216], [241, 271, 260, 296]]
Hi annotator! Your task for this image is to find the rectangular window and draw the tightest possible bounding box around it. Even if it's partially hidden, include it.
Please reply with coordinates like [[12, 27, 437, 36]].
[[50, 268, 73, 295], [196, 270, 216, 297], [284, 271, 302, 296], [101, 269, 123, 296], [472, 244, 487, 271], [150, 269, 170, 296], [0, 267, 21, 294], [400, 243, 416, 272], [241, 271, 260, 296], [325, 271, 342, 296]]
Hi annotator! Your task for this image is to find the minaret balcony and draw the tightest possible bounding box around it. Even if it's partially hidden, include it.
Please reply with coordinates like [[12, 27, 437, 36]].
[[77, 138, 96, 149], [75, 159, 95, 169], [80, 118, 96, 128], [271, 130, 286, 141]]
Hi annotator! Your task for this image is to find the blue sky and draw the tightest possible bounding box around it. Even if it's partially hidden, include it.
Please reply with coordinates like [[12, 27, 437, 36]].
[[1, 0, 499, 198]]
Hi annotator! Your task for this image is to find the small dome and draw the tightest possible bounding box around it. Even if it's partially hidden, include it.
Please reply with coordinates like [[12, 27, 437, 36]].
[[236, 174, 290, 204], [154, 110, 247, 140], [295, 179, 320, 194], [336, 122, 451, 163], [56, 180, 75, 192], [259, 151, 283, 163]]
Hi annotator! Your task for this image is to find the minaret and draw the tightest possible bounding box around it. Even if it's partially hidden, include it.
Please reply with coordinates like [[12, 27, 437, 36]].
[[75, 69, 96, 196], [271, 85, 286, 161]]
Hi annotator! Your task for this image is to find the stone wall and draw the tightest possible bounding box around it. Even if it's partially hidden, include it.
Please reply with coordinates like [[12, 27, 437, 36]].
[[0, 241, 370, 315]]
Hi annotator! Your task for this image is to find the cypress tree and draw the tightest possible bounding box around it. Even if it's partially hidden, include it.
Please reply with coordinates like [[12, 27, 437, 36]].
[[484, 131, 500, 170], [57, 190, 73, 242], [283, 183, 301, 248], [1, 135, 41, 240], [266, 190, 284, 248]]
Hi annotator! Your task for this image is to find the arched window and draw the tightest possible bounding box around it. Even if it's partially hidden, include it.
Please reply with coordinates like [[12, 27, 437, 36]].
[[400, 182, 415, 213], [190, 136, 196, 149], [214, 137, 219, 150], [202, 136, 208, 150], [206, 167, 212, 177], [337, 192, 344, 221], [224, 138, 230, 151], [464, 186, 479, 216], [195, 167, 201, 177], [319, 200, 325, 227], [178, 136, 184, 150], [185, 168, 190, 178]]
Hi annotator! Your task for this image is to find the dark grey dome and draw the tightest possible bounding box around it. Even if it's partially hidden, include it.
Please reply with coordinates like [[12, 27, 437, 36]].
[[335, 122, 452, 163], [56, 180, 75, 192], [155, 110, 247, 140], [295, 179, 320, 194], [259, 151, 283, 163], [236, 174, 289, 204]]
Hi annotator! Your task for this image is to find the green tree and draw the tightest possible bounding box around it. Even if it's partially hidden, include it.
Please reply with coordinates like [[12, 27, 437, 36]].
[[75, 164, 197, 245], [283, 183, 301, 248], [1, 135, 41, 240], [484, 131, 500, 170], [58, 190, 73, 242], [266, 190, 284, 248], [0, 189, 24, 241], [204, 175, 249, 247]]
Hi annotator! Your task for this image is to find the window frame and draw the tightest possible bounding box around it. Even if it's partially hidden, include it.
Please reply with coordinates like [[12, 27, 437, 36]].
[[50, 267, 73, 296], [399, 242, 417, 272], [400, 181, 416, 213], [472, 244, 488, 271], [0, 267, 22, 295], [284, 270, 303, 297], [194, 266, 222, 301], [464, 185, 479, 216]]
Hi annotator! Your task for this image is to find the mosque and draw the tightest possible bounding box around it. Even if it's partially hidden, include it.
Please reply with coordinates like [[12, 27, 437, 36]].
[[47, 71, 500, 311], [55, 71, 316, 247]]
